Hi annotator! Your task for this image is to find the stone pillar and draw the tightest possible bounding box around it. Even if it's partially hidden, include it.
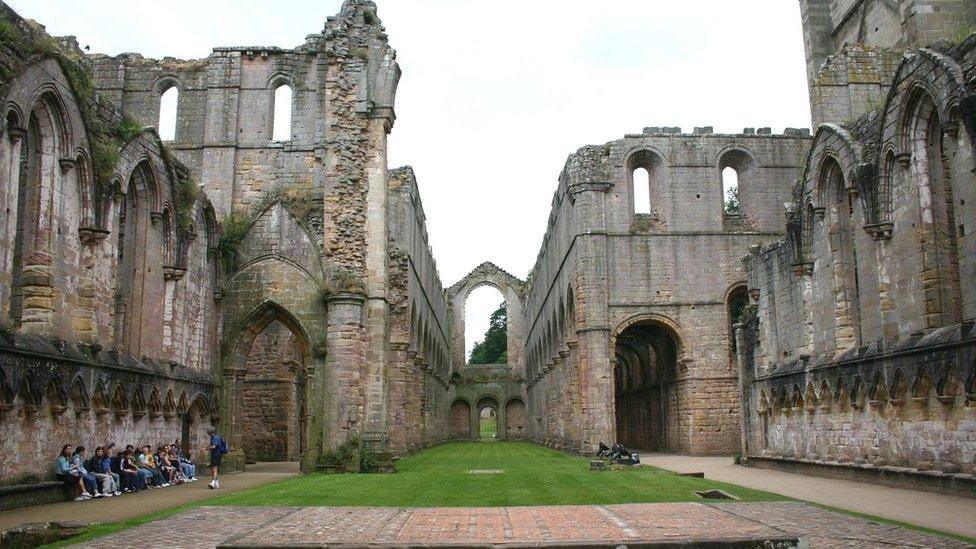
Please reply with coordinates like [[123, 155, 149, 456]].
[[568, 176, 613, 454], [0, 127, 24, 328], [362, 114, 391, 452], [387, 341, 410, 453], [495, 401, 508, 440], [219, 367, 247, 472], [324, 292, 365, 450], [19, 151, 61, 336], [469, 400, 479, 441], [300, 360, 320, 472], [869, 227, 896, 339], [404, 351, 420, 451], [792, 263, 815, 356]]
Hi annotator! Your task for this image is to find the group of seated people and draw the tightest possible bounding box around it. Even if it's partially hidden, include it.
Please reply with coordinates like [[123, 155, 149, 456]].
[[55, 440, 199, 501]]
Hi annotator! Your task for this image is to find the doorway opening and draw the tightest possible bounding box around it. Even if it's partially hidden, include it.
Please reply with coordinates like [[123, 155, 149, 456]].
[[613, 320, 681, 451]]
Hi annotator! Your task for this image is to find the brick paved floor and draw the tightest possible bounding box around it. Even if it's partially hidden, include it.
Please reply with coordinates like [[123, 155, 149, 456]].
[[70, 502, 970, 548]]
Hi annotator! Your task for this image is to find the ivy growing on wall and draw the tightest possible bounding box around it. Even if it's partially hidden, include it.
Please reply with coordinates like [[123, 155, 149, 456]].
[[217, 188, 322, 272]]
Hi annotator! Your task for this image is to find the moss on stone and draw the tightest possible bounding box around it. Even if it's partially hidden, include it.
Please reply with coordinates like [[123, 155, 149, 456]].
[[217, 211, 251, 271]]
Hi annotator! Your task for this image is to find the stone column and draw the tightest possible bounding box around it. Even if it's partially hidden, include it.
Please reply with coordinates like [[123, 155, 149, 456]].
[[324, 292, 365, 450], [568, 178, 613, 454], [387, 341, 410, 453], [362, 114, 392, 452], [496, 400, 508, 440], [469, 399, 479, 441], [405, 351, 420, 450], [19, 152, 63, 335], [219, 367, 247, 472], [869, 227, 895, 339], [300, 360, 320, 473], [0, 127, 24, 328]]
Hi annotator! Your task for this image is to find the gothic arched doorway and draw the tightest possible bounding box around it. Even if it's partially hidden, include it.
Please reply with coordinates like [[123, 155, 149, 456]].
[[229, 302, 310, 463]]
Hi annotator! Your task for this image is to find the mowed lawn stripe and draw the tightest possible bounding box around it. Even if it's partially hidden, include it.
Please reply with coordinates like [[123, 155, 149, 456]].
[[210, 442, 788, 507]]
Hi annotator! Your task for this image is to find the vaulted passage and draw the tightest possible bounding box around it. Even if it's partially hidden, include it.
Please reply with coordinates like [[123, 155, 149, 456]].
[[613, 322, 680, 451]]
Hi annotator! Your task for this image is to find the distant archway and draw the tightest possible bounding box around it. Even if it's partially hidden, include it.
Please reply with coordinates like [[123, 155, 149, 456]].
[[447, 263, 526, 375], [612, 319, 681, 451], [505, 398, 525, 439], [477, 396, 499, 440], [451, 399, 471, 439]]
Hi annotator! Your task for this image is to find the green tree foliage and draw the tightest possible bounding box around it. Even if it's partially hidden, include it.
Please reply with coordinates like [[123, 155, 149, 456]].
[[469, 303, 508, 364], [724, 184, 740, 215]]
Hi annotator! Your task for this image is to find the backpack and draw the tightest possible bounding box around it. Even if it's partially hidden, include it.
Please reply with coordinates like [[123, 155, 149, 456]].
[[218, 436, 228, 455]]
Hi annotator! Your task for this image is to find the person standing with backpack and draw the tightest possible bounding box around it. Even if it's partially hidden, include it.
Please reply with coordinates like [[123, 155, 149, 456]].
[[205, 427, 227, 489]]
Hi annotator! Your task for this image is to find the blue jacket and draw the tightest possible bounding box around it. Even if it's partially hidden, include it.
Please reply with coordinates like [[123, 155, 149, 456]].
[[210, 433, 226, 456], [56, 455, 72, 476]]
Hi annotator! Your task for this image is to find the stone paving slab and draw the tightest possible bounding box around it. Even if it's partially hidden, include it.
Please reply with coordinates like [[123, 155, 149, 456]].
[[68, 502, 970, 548]]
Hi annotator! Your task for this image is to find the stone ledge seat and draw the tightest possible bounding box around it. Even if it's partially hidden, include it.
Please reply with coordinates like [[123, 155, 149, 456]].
[[744, 455, 976, 499], [0, 480, 72, 512]]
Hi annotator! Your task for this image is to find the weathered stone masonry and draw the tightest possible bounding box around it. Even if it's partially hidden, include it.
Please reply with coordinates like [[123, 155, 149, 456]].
[[3, 0, 974, 492], [521, 130, 810, 455], [0, 0, 456, 483], [739, 1, 976, 483], [0, 3, 220, 482]]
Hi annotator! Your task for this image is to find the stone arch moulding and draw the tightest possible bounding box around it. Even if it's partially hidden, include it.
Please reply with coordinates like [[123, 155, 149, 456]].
[[877, 48, 972, 215], [1, 57, 89, 152], [226, 300, 312, 368], [609, 312, 687, 362], [447, 262, 526, 374], [222, 299, 312, 467]]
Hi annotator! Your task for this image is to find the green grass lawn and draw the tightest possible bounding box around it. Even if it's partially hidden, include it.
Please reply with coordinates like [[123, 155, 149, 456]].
[[210, 441, 785, 507], [45, 442, 975, 547], [479, 417, 497, 438]]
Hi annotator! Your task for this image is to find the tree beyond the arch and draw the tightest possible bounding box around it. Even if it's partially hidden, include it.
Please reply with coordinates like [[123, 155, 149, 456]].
[[469, 304, 507, 364]]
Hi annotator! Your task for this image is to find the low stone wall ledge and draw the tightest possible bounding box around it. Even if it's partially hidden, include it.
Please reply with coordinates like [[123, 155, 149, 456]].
[[743, 455, 976, 499]]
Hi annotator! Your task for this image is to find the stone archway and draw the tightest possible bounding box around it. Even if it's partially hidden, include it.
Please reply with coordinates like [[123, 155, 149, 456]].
[[447, 262, 526, 374], [225, 301, 310, 464], [476, 396, 500, 439], [612, 318, 682, 451], [504, 398, 525, 439], [451, 399, 471, 438]]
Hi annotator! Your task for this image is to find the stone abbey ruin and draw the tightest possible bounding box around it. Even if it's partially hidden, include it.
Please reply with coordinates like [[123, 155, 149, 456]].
[[0, 0, 974, 493]]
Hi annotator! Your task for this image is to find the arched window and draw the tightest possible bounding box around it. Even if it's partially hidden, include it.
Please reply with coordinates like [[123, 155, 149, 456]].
[[10, 97, 60, 326], [632, 167, 650, 214], [272, 84, 293, 142], [722, 167, 739, 214], [115, 162, 154, 353], [465, 285, 506, 365], [719, 150, 752, 217], [909, 91, 961, 327], [158, 86, 178, 141], [726, 285, 749, 369], [826, 158, 861, 348]]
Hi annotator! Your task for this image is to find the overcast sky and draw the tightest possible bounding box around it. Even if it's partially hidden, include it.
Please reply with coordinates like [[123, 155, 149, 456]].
[[10, 0, 812, 358]]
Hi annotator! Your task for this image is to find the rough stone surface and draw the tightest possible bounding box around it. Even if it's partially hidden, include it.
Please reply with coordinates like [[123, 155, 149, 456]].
[[739, 9, 976, 475], [1, 0, 974, 502]]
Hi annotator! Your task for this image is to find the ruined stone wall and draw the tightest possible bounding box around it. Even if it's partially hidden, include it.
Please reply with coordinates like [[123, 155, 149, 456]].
[[798, 0, 976, 84], [525, 129, 809, 454], [240, 320, 303, 461], [0, 3, 219, 482], [447, 262, 526, 377], [78, 0, 406, 471], [740, 37, 976, 473], [387, 167, 452, 452], [799, 1, 976, 128]]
